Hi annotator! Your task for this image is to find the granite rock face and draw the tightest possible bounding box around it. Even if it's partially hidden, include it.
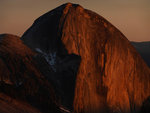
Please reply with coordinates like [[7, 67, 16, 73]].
[[22, 3, 150, 113], [0, 3, 149, 113]]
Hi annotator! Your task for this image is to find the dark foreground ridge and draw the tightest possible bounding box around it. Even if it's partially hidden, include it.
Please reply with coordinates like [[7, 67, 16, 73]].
[[0, 3, 150, 113], [0, 34, 65, 113]]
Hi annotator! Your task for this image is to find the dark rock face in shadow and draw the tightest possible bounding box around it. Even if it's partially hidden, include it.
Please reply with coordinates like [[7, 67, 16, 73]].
[[0, 93, 42, 113], [34, 53, 81, 110], [131, 42, 150, 67], [21, 3, 150, 113], [140, 96, 150, 113]]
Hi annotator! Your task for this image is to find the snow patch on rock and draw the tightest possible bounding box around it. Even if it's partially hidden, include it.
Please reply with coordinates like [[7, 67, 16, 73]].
[[35, 48, 57, 72], [59, 106, 71, 113]]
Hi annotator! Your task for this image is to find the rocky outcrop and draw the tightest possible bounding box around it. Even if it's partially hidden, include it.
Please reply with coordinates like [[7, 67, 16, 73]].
[[0, 34, 62, 113], [21, 3, 150, 113], [131, 41, 150, 67]]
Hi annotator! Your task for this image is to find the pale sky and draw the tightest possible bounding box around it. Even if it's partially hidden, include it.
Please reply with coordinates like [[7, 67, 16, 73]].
[[0, 0, 150, 41]]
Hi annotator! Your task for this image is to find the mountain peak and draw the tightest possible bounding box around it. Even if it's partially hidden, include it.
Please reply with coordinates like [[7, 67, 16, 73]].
[[21, 4, 150, 113], [62, 2, 84, 14], [63, 2, 83, 8]]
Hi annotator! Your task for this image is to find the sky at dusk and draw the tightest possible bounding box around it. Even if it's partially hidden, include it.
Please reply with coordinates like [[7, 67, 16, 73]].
[[0, 0, 150, 41]]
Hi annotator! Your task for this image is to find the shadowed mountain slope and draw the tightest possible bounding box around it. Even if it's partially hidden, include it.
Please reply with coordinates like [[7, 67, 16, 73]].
[[0, 93, 42, 113], [0, 34, 63, 113]]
